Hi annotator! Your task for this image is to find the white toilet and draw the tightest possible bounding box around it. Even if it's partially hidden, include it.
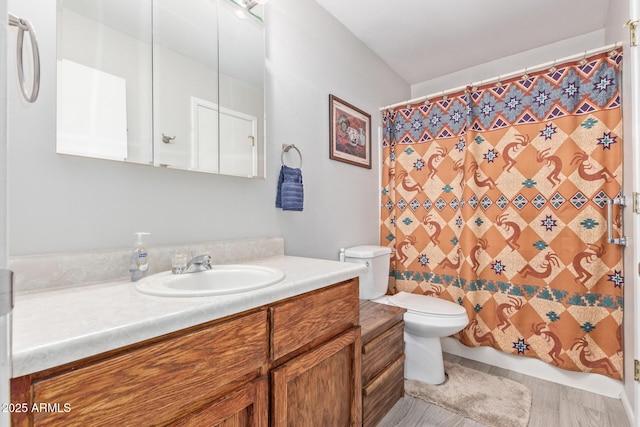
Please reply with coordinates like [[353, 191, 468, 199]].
[[343, 245, 469, 385]]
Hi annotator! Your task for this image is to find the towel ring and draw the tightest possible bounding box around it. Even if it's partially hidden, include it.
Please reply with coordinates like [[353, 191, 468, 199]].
[[8, 12, 40, 103], [281, 144, 302, 168]]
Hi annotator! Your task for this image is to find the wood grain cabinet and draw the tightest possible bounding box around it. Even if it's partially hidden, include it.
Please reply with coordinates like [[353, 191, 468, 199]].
[[11, 309, 269, 427], [270, 279, 361, 426], [271, 328, 361, 426], [11, 279, 362, 427], [168, 376, 268, 427], [360, 300, 406, 427]]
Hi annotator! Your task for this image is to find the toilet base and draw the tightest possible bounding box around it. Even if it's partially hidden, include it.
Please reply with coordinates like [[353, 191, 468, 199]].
[[404, 332, 446, 385]]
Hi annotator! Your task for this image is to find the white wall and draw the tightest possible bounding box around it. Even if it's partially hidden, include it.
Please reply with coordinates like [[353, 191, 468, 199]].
[[411, 30, 606, 98], [6, 0, 409, 258], [1, 0, 6, 266], [1, 1, 8, 425], [264, 0, 409, 259]]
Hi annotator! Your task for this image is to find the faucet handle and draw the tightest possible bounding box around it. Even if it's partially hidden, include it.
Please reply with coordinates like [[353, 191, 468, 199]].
[[195, 254, 212, 269], [188, 254, 213, 270], [173, 254, 213, 274]]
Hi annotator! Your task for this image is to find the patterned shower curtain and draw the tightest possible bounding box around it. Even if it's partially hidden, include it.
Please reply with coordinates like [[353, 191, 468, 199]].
[[380, 49, 624, 379]]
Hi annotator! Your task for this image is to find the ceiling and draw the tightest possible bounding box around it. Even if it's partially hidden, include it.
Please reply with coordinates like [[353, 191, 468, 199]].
[[314, 0, 613, 85]]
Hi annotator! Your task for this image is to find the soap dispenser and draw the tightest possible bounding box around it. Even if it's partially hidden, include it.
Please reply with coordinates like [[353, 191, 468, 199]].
[[130, 232, 150, 282]]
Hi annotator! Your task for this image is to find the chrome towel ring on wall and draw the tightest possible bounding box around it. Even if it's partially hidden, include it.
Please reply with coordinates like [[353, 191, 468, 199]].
[[281, 144, 302, 169], [8, 12, 40, 103]]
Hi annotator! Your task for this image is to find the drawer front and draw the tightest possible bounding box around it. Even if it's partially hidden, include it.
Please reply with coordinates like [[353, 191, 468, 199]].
[[359, 300, 405, 344], [31, 310, 268, 426], [362, 320, 404, 385], [271, 279, 359, 361], [362, 355, 404, 427]]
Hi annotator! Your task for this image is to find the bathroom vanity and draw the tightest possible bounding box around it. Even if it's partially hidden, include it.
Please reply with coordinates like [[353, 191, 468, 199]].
[[9, 255, 365, 426]]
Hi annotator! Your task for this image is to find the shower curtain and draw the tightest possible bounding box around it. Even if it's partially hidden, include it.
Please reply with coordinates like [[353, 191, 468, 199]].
[[381, 49, 624, 379]]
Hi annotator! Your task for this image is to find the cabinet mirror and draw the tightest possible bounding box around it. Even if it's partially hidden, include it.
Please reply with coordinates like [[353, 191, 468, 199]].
[[57, 0, 266, 178]]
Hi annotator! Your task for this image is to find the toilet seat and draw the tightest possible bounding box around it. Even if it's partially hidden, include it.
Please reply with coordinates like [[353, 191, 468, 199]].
[[388, 291, 467, 317]]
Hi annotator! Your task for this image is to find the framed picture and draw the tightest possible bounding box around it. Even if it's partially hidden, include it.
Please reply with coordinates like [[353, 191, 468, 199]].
[[329, 94, 371, 169]]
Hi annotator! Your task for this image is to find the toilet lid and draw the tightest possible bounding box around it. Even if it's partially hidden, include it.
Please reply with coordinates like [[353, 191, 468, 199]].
[[388, 292, 467, 316], [344, 245, 391, 258]]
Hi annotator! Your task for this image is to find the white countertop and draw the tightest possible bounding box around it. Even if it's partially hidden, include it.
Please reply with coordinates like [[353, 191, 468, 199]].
[[12, 255, 366, 377]]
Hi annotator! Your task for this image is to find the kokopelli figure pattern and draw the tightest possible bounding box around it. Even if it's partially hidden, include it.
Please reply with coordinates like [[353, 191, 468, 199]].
[[381, 50, 623, 379]]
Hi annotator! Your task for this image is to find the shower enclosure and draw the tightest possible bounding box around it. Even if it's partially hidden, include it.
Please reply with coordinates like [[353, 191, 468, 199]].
[[381, 48, 625, 379]]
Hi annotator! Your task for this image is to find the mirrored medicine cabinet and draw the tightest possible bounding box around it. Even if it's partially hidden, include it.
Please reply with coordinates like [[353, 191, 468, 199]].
[[56, 0, 266, 178]]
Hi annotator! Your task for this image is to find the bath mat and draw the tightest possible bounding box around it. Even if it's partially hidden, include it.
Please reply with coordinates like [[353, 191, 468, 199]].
[[405, 361, 532, 427]]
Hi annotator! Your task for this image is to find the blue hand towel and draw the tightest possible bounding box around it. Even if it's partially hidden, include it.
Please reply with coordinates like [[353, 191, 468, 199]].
[[276, 165, 303, 211]]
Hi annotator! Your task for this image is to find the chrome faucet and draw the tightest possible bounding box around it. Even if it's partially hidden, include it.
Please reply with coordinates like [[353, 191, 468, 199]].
[[174, 254, 213, 274]]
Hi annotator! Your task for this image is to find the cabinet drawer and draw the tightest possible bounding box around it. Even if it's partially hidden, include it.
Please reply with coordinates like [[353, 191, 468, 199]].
[[30, 310, 268, 426], [362, 355, 404, 427], [362, 320, 404, 385], [271, 279, 359, 361]]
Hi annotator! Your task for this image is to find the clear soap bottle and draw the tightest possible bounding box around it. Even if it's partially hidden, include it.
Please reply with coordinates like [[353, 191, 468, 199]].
[[130, 232, 150, 282]]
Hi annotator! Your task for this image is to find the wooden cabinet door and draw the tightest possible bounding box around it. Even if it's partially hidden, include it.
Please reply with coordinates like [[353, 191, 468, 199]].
[[169, 377, 268, 427], [271, 328, 362, 427]]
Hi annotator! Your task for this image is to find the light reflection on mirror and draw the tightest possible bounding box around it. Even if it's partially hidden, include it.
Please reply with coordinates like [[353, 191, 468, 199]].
[[56, 0, 266, 178]]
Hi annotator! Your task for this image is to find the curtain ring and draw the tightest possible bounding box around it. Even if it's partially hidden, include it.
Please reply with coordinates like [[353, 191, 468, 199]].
[[441, 90, 448, 101], [495, 75, 503, 88], [521, 67, 529, 81], [579, 51, 588, 66], [549, 60, 557, 73]]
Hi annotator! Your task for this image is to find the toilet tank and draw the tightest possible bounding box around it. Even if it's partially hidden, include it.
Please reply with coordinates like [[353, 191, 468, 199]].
[[343, 245, 391, 300]]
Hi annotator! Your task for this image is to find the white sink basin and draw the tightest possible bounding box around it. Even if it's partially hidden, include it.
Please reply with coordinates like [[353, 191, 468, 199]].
[[135, 264, 285, 297]]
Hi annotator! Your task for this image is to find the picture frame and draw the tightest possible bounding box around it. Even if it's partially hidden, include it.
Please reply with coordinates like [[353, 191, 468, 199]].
[[329, 94, 371, 169]]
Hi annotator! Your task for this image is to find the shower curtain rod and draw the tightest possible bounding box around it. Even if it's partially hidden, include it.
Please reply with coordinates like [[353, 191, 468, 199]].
[[379, 41, 623, 111]]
